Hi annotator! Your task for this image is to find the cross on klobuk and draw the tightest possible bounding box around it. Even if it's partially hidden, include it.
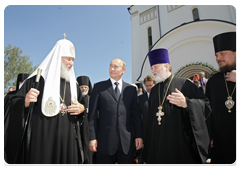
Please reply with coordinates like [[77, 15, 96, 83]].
[[156, 106, 164, 125]]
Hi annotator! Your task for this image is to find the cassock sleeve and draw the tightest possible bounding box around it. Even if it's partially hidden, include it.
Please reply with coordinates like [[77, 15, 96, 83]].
[[182, 80, 211, 163]]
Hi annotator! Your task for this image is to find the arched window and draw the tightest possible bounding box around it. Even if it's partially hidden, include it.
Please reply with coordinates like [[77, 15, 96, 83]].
[[148, 27, 153, 51], [192, 8, 200, 21]]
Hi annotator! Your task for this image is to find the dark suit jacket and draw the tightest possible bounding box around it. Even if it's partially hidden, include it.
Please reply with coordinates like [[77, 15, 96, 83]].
[[88, 79, 143, 155], [137, 93, 148, 141]]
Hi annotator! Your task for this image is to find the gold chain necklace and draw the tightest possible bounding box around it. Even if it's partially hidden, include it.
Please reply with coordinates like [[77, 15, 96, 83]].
[[156, 75, 174, 125], [224, 73, 236, 113], [59, 79, 67, 116]]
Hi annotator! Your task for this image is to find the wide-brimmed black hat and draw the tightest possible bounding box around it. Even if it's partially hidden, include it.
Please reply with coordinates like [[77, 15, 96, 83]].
[[213, 32, 236, 53]]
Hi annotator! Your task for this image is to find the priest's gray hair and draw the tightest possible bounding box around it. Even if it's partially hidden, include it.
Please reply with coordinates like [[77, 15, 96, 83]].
[[164, 63, 172, 73]]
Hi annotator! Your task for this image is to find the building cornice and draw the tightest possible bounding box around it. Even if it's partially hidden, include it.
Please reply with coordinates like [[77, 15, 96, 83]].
[[139, 6, 157, 25]]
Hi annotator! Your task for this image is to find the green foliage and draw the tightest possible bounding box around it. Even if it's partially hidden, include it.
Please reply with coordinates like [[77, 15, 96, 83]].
[[174, 62, 217, 76], [4, 45, 37, 96]]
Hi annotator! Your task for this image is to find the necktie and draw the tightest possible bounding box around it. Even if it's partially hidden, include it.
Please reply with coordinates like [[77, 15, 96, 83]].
[[202, 79, 206, 86], [114, 82, 120, 101]]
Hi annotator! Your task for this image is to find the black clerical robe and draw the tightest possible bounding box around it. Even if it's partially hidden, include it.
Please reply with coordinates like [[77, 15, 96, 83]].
[[6, 76, 90, 164], [81, 95, 90, 114], [4, 90, 18, 162], [143, 75, 211, 164], [206, 72, 236, 164], [80, 94, 93, 164]]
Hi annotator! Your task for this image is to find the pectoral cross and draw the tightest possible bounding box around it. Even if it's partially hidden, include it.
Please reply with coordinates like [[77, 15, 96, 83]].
[[156, 106, 164, 125]]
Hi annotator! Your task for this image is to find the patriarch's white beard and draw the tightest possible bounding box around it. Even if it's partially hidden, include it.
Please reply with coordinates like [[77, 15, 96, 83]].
[[61, 63, 72, 82]]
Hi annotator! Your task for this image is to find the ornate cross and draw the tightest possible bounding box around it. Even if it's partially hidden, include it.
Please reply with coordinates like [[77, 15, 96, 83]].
[[156, 106, 164, 125], [63, 33, 66, 39]]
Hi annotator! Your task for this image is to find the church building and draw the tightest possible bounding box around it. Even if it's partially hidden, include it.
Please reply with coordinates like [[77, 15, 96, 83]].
[[128, 5, 236, 83]]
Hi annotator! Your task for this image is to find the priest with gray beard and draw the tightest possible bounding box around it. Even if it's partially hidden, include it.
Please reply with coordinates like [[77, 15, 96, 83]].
[[7, 38, 91, 164], [142, 48, 211, 164]]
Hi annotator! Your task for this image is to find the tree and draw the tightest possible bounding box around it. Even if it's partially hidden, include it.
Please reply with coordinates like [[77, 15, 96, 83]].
[[4, 45, 37, 96]]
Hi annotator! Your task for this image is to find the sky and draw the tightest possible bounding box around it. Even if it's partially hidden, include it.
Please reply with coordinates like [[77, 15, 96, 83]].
[[4, 5, 133, 86]]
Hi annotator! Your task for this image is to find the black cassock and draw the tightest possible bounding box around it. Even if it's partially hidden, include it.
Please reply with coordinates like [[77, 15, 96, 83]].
[[6, 76, 91, 164], [80, 94, 94, 163], [5, 90, 27, 164], [143, 75, 211, 164], [206, 72, 236, 164]]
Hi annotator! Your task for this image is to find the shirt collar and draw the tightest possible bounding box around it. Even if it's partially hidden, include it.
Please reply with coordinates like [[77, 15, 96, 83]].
[[110, 77, 122, 86]]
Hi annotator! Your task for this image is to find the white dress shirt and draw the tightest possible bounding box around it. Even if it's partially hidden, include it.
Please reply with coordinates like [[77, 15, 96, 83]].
[[110, 77, 123, 94]]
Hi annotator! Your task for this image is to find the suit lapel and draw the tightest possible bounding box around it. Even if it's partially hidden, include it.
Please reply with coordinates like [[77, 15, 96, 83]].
[[107, 79, 118, 102]]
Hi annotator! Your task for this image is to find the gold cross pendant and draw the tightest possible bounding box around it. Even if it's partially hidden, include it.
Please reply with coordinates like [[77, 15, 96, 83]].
[[156, 105, 164, 125]]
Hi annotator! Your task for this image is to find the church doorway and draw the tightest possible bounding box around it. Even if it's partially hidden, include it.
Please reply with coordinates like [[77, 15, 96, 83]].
[[175, 64, 217, 80]]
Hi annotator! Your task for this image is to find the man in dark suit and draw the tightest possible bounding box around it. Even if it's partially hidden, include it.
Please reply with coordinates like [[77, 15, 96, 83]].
[[88, 58, 143, 164], [137, 75, 156, 163]]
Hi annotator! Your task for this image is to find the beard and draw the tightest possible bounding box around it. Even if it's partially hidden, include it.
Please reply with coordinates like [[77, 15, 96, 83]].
[[219, 61, 236, 73], [82, 91, 88, 96], [153, 67, 168, 83], [137, 91, 143, 96], [61, 63, 72, 82]]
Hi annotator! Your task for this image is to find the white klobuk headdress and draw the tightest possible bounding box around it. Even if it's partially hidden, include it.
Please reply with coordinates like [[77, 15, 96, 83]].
[[21, 39, 77, 117]]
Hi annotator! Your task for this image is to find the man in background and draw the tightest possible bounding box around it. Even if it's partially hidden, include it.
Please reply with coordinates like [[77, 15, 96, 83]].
[[199, 72, 208, 93], [4, 73, 29, 163], [77, 75, 93, 163], [7, 86, 16, 93], [77, 76, 92, 114], [135, 83, 144, 96], [137, 75, 156, 164], [194, 80, 204, 94]]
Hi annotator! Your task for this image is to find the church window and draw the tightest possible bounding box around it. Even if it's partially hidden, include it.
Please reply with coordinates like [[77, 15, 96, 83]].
[[192, 8, 200, 21], [148, 27, 153, 51]]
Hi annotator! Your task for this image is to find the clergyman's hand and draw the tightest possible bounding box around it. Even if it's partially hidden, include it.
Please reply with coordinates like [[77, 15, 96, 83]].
[[167, 88, 187, 108], [25, 88, 40, 108], [226, 70, 236, 82], [68, 100, 85, 115], [89, 139, 97, 152]]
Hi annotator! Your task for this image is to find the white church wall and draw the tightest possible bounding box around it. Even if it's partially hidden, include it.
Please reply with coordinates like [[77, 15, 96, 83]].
[[137, 20, 236, 82], [160, 5, 236, 36], [130, 5, 160, 83], [129, 5, 236, 83]]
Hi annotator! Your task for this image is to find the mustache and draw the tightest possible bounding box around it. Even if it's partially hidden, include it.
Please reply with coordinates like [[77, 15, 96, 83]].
[[218, 60, 224, 63]]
